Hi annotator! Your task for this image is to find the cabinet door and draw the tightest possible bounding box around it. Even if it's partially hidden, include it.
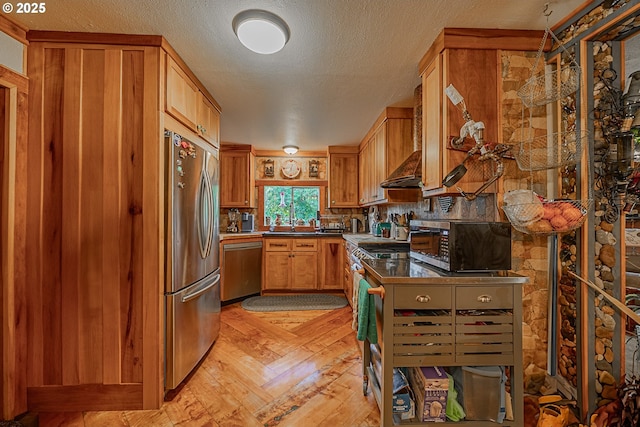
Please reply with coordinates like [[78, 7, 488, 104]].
[[372, 124, 386, 202], [197, 94, 220, 146], [220, 150, 255, 208], [421, 55, 443, 191], [318, 239, 344, 290], [263, 252, 291, 290], [291, 252, 318, 289], [421, 49, 499, 197], [358, 142, 369, 204], [328, 152, 359, 208], [166, 56, 199, 131]]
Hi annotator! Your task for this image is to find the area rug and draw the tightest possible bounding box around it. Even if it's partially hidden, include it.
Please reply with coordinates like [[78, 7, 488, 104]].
[[241, 294, 348, 312]]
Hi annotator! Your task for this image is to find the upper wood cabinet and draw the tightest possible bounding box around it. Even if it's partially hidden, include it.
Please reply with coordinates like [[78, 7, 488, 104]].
[[328, 146, 359, 208], [419, 28, 544, 198], [166, 56, 220, 146], [358, 108, 419, 206], [166, 56, 199, 131], [220, 144, 256, 208], [197, 93, 220, 146]]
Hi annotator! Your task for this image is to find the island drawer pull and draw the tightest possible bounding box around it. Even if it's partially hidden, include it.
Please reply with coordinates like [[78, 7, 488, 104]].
[[477, 294, 492, 303], [416, 295, 431, 303]]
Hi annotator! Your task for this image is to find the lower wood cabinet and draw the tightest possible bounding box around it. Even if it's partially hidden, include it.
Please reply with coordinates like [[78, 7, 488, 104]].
[[318, 238, 344, 290], [263, 239, 318, 290], [263, 237, 345, 292]]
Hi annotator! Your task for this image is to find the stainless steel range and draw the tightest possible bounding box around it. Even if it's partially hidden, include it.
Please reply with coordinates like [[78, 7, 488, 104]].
[[350, 242, 410, 269]]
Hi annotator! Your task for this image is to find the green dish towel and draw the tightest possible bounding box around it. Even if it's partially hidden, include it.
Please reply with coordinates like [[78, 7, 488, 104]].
[[357, 279, 378, 344]]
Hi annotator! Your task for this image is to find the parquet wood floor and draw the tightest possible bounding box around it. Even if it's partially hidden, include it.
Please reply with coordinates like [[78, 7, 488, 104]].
[[37, 303, 380, 427]]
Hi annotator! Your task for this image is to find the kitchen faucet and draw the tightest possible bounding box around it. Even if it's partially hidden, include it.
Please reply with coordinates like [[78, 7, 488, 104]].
[[289, 202, 295, 231]]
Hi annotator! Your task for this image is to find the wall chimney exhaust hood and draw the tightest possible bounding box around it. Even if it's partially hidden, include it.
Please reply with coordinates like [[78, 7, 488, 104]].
[[380, 150, 422, 188]]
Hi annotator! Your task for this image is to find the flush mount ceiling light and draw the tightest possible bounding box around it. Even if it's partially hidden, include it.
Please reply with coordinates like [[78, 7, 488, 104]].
[[283, 145, 298, 155], [232, 10, 290, 54]]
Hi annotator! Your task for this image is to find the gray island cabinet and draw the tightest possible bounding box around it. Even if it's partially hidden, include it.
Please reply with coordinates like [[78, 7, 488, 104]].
[[360, 258, 527, 426]]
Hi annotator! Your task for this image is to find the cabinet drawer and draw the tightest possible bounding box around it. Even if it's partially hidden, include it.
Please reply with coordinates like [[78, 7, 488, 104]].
[[264, 239, 291, 251], [293, 239, 317, 251], [455, 286, 513, 310], [394, 285, 451, 309]]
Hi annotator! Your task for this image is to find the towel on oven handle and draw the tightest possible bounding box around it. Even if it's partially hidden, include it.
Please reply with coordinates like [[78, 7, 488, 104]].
[[357, 278, 378, 344], [351, 269, 363, 331]]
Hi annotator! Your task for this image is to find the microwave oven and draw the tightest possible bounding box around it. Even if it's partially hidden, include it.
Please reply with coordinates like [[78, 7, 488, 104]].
[[409, 220, 512, 272]]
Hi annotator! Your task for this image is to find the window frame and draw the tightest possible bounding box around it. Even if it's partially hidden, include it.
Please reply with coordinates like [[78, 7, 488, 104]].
[[256, 179, 327, 231]]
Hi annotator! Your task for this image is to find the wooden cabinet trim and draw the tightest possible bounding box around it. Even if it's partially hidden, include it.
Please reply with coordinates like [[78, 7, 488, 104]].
[[0, 15, 28, 45], [418, 28, 547, 75]]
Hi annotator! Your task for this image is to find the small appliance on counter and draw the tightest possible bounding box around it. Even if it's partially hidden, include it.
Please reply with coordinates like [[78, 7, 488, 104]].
[[409, 220, 511, 272], [241, 212, 255, 232], [227, 208, 240, 233], [316, 214, 345, 233]]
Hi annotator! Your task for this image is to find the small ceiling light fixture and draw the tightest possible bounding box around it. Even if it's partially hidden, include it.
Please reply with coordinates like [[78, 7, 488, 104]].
[[232, 10, 290, 55], [283, 145, 299, 155]]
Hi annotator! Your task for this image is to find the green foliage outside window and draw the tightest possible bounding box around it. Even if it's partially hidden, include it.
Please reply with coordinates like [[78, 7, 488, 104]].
[[264, 186, 320, 225]]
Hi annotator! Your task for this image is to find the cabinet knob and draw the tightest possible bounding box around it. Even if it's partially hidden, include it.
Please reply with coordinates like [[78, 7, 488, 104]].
[[332, 200, 335, 204], [244, 200, 248, 204], [416, 295, 431, 303], [477, 294, 492, 303]]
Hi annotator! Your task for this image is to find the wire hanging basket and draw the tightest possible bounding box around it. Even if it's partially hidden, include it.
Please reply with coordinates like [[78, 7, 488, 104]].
[[514, 129, 588, 171], [517, 27, 581, 108], [501, 190, 592, 235]]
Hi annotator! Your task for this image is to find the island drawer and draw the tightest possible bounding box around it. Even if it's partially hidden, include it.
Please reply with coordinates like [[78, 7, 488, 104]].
[[394, 285, 452, 309], [455, 285, 513, 309]]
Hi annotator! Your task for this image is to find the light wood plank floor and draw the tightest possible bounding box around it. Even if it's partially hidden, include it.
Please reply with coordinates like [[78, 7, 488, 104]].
[[38, 303, 380, 427]]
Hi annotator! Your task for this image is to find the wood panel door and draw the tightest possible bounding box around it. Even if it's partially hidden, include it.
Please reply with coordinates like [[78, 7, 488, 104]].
[[197, 93, 220, 146], [166, 56, 198, 131], [421, 55, 443, 191], [318, 238, 343, 290], [26, 43, 162, 411], [220, 149, 255, 208], [0, 66, 29, 420], [291, 252, 318, 290], [327, 149, 359, 208], [263, 252, 291, 290]]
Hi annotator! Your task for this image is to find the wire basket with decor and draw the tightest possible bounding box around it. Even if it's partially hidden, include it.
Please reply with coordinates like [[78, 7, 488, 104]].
[[517, 27, 580, 108], [502, 190, 592, 235], [517, 63, 581, 108], [514, 129, 588, 171]]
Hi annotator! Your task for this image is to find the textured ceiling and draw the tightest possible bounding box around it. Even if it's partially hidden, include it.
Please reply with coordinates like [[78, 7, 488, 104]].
[[12, 0, 588, 151]]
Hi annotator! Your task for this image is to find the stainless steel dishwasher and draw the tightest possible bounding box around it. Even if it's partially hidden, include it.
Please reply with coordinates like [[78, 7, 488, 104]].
[[221, 240, 263, 301]]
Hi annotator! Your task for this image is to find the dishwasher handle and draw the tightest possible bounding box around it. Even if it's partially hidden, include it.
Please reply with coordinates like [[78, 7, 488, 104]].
[[224, 242, 263, 251]]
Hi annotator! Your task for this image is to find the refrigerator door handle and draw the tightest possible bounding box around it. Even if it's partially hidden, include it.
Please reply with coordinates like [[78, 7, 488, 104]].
[[197, 168, 213, 259], [204, 168, 214, 258], [181, 273, 220, 303]]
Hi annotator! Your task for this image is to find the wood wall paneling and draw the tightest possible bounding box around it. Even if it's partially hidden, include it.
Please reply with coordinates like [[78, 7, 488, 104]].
[[1, 63, 29, 419], [25, 42, 163, 411]]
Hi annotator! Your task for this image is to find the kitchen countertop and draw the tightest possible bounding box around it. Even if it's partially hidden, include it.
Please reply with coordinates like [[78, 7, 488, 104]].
[[219, 232, 264, 241], [361, 258, 528, 285], [342, 233, 408, 245], [220, 231, 349, 240], [219, 232, 410, 242]]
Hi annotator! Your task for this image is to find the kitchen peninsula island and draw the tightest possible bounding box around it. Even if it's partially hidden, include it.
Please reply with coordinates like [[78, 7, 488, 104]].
[[360, 258, 528, 426]]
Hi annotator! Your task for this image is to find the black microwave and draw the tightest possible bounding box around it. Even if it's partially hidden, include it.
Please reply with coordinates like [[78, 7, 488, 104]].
[[409, 220, 512, 272]]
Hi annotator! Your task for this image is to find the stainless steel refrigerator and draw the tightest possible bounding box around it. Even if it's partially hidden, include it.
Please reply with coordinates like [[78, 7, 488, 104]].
[[164, 130, 220, 390]]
